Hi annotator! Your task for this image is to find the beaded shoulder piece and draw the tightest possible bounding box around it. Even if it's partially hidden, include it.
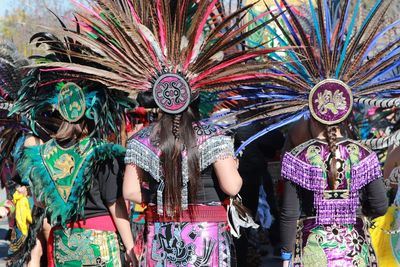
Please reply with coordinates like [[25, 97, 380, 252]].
[[281, 139, 382, 225], [125, 123, 234, 215], [17, 138, 125, 227]]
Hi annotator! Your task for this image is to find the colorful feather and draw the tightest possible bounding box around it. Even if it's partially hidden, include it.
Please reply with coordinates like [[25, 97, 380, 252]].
[[232, 0, 400, 153], [30, 0, 284, 99]]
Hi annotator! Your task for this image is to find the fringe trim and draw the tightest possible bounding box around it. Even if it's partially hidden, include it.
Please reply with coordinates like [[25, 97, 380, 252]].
[[351, 152, 382, 190], [199, 135, 235, 171], [281, 152, 325, 191], [125, 138, 162, 182], [125, 134, 234, 215]]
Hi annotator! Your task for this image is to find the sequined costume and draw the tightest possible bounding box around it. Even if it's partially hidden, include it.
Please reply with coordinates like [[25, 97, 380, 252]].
[[280, 139, 387, 266], [125, 123, 236, 267]]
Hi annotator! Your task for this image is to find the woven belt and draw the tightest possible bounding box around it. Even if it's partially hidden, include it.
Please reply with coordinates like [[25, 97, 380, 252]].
[[145, 204, 227, 223]]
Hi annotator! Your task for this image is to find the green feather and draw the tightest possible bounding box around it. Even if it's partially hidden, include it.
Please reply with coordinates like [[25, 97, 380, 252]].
[[17, 140, 126, 227]]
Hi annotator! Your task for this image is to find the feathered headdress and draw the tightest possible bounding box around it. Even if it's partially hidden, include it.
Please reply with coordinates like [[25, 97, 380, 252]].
[[233, 0, 400, 152], [10, 24, 137, 140], [30, 0, 285, 118], [0, 41, 31, 173]]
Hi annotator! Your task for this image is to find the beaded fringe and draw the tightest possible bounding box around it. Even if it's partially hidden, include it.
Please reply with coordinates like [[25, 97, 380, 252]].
[[125, 135, 234, 215], [282, 150, 382, 225], [281, 153, 324, 191]]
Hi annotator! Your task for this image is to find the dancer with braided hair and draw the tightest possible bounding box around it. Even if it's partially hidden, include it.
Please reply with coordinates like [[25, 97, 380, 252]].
[[226, 1, 399, 266], [280, 118, 388, 266], [124, 99, 244, 266]]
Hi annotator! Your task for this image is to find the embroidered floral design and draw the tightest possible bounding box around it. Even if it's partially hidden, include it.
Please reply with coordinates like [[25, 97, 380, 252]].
[[325, 225, 346, 244], [301, 223, 371, 266], [346, 230, 365, 255]]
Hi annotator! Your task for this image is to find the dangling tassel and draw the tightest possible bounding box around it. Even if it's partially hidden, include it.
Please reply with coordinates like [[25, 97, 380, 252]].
[[181, 156, 189, 211], [157, 181, 165, 215]]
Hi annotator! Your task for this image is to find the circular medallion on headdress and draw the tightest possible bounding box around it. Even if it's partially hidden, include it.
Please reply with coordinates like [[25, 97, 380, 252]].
[[58, 82, 86, 122], [309, 79, 353, 125], [153, 73, 191, 114]]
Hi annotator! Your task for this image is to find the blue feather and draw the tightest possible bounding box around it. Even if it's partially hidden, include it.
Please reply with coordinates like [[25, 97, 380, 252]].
[[262, 23, 308, 77], [339, 1, 351, 38], [235, 112, 306, 155], [323, 0, 332, 48], [360, 0, 382, 30], [361, 22, 400, 61], [308, 0, 322, 48], [274, 0, 301, 45], [335, 0, 360, 78], [370, 62, 400, 83]]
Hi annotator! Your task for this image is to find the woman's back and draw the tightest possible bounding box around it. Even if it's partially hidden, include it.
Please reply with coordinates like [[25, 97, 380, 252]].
[[125, 122, 237, 207], [280, 137, 388, 266]]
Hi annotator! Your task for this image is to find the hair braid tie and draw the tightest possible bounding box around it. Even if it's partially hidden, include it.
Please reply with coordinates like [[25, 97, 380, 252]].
[[172, 114, 182, 139]]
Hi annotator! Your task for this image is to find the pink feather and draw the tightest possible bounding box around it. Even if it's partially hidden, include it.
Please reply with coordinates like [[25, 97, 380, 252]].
[[183, 0, 219, 71], [126, 0, 141, 24], [192, 73, 292, 90], [40, 68, 72, 72], [191, 49, 282, 85], [70, 0, 108, 25], [156, 0, 167, 55]]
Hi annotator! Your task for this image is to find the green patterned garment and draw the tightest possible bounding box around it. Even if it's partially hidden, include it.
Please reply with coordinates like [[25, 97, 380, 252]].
[[53, 228, 122, 267], [17, 138, 126, 226]]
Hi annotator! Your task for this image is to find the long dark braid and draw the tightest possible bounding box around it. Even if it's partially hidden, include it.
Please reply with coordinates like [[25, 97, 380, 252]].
[[172, 114, 182, 139], [326, 125, 338, 190]]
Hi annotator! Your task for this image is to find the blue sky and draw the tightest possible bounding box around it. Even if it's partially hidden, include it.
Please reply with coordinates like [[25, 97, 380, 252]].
[[0, 0, 19, 16], [0, 0, 72, 17]]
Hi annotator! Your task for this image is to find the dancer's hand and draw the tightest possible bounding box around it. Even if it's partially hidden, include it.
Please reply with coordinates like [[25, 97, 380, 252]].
[[0, 206, 9, 218], [125, 248, 137, 267]]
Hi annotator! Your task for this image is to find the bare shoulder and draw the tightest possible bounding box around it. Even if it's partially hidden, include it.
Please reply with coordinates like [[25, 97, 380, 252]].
[[24, 135, 44, 147]]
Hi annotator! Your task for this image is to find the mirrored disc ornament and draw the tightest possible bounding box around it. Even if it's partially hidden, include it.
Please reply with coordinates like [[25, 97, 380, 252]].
[[309, 79, 353, 125], [58, 82, 86, 122], [153, 73, 191, 114]]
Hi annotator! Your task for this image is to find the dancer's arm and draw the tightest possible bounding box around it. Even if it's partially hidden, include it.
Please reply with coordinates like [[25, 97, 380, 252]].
[[280, 179, 301, 266], [213, 156, 242, 196], [123, 164, 144, 204], [362, 178, 388, 218], [108, 198, 135, 261], [24, 135, 44, 147]]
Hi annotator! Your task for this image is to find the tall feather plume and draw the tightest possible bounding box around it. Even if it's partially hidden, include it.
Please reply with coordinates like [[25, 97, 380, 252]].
[[33, 0, 285, 97], [11, 16, 137, 141], [0, 42, 31, 164], [232, 0, 400, 153]]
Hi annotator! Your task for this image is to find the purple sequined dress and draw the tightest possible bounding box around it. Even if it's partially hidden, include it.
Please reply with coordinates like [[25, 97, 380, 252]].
[[125, 123, 236, 267], [281, 139, 381, 267]]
